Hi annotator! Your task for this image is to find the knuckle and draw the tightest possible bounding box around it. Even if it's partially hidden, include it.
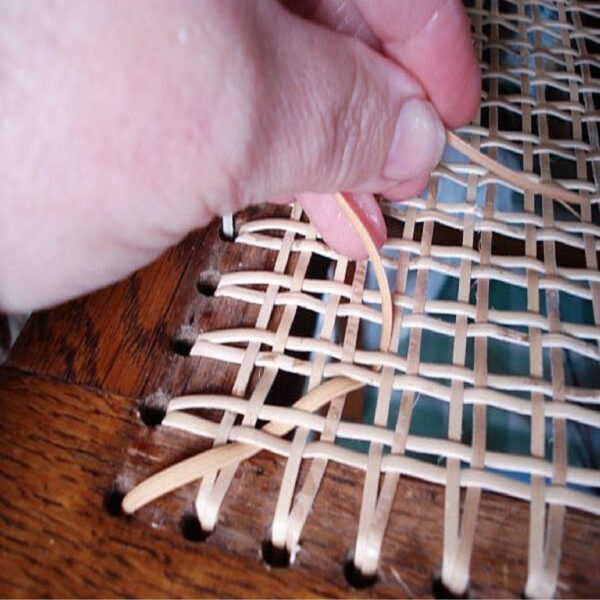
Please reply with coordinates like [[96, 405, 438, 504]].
[[322, 53, 389, 189]]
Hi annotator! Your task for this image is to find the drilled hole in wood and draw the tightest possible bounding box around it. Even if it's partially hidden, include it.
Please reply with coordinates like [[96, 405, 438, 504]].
[[180, 511, 211, 542], [196, 280, 216, 297], [195, 270, 220, 298], [219, 215, 236, 241], [138, 399, 166, 428], [261, 540, 290, 568], [170, 338, 193, 356], [218, 225, 236, 242], [343, 560, 378, 589], [103, 484, 127, 517], [432, 574, 469, 599]]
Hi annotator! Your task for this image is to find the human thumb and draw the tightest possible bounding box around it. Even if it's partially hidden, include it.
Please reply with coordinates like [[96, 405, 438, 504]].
[[245, 2, 446, 257]]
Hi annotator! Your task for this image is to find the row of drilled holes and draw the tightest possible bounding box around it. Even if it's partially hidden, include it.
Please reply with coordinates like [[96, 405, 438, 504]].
[[103, 216, 469, 597], [103, 394, 467, 597], [167, 218, 237, 353], [104, 482, 460, 596]]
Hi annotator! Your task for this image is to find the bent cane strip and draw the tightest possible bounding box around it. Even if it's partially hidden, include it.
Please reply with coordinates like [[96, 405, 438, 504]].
[[333, 192, 393, 352], [446, 131, 585, 216], [122, 377, 364, 514], [122, 192, 393, 515]]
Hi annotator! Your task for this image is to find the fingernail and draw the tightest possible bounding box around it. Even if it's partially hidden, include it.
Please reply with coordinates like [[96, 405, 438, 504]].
[[383, 98, 446, 181]]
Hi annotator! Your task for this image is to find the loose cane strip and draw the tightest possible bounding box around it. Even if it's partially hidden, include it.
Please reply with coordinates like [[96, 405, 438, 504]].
[[446, 131, 584, 215]]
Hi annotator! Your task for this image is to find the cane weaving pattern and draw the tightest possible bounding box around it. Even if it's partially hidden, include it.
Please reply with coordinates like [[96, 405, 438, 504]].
[[133, 1, 600, 596]]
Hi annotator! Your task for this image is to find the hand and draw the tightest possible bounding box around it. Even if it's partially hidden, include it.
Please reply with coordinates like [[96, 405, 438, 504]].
[[0, 0, 480, 311]]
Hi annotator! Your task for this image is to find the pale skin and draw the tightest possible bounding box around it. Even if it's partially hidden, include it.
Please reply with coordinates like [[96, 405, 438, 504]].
[[0, 0, 480, 312]]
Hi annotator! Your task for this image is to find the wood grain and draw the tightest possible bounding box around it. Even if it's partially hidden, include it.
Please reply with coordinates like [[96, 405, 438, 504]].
[[0, 369, 326, 598], [2, 207, 599, 598], [0, 368, 598, 598]]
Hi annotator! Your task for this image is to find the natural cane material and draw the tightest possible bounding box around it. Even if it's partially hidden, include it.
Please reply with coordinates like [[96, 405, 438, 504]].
[[123, 144, 593, 514], [122, 192, 393, 515], [120, 5, 600, 593], [447, 131, 585, 215]]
